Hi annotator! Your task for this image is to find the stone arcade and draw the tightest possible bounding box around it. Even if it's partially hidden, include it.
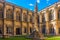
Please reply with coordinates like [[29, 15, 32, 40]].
[[0, 0, 60, 39]]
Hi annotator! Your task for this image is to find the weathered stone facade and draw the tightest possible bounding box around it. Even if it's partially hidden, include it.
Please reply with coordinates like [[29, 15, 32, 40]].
[[0, 0, 36, 37], [0, 0, 60, 38], [39, 2, 60, 35]]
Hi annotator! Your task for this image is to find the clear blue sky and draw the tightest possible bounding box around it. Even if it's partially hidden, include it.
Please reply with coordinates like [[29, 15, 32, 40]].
[[6, 0, 58, 11]]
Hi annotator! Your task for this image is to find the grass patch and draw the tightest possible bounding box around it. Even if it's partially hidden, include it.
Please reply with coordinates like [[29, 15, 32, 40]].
[[45, 36, 60, 40], [0, 36, 32, 40], [1, 35, 60, 40]]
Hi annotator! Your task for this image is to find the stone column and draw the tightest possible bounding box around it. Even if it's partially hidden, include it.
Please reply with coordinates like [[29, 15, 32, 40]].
[[54, 5, 59, 35], [21, 23, 24, 35], [54, 22, 59, 35], [55, 27, 59, 35], [27, 19, 30, 35], [2, 2, 9, 38], [54, 6, 58, 20], [27, 23, 30, 35], [45, 9, 49, 35], [20, 9, 24, 35], [46, 22, 49, 35], [27, 11, 30, 35], [32, 13, 35, 31], [39, 13, 42, 33], [12, 6, 15, 36], [3, 21, 7, 38], [39, 24, 42, 33], [13, 27, 16, 36]]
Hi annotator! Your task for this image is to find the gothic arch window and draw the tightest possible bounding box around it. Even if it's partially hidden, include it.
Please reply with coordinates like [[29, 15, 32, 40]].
[[0, 5, 3, 11], [16, 11, 21, 21], [49, 10, 54, 21], [0, 5, 3, 18], [0, 25, 2, 34], [24, 27, 27, 33], [59, 28, 60, 34], [42, 24, 46, 34], [23, 13, 27, 22], [36, 15, 39, 23], [6, 25, 12, 34], [6, 9, 13, 19], [58, 9, 60, 19], [42, 13, 45, 23], [0, 27, 2, 34], [49, 24, 54, 34], [30, 27, 32, 33], [30, 15, 32, 22]]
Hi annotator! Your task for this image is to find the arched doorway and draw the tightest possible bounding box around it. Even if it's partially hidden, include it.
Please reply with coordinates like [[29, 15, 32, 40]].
[[49, 24, 55, 35], [42, 24, 46, 34], [16, 28, 21, 35]]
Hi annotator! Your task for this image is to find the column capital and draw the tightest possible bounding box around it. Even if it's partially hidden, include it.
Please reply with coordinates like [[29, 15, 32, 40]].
[[46, 8, 49, 13]]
